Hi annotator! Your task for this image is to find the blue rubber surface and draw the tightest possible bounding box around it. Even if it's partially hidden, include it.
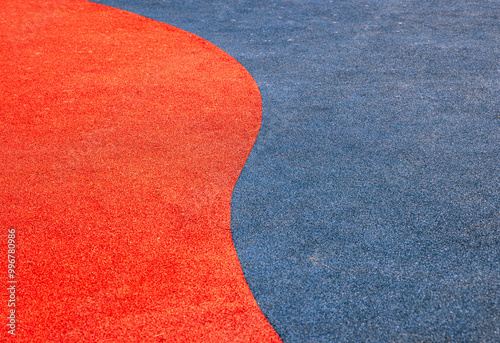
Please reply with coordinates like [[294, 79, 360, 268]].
[[92, 1, 499, 341]]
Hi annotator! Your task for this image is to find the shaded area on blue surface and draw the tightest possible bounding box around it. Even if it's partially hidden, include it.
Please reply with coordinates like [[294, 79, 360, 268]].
[[92, 1, 499, 341]]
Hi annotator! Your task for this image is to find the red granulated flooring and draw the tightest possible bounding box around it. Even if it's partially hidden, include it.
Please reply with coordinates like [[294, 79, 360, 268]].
[[0, 0, 281, 341]]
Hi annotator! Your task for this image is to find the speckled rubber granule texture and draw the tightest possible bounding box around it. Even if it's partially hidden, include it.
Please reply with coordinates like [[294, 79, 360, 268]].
[[90, 0, 498, 342], [0, 0, 281, 341]]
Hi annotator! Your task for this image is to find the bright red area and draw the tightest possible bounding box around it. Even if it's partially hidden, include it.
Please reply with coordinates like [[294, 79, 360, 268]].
[[0, 0, 281, 341]]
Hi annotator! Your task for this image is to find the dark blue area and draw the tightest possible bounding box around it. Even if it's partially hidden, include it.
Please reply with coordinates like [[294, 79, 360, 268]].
[[92, 1, 499, 341]]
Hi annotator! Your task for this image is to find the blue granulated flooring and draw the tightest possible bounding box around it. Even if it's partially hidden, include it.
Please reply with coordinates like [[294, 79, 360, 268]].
[[92, 1, 499, 341]]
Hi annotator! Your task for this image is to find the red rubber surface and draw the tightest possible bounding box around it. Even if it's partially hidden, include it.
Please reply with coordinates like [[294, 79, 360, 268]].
[[0, 0, 281, 341]]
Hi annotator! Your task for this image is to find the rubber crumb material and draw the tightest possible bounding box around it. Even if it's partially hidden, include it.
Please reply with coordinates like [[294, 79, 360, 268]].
[[0, 0, 281, 341]]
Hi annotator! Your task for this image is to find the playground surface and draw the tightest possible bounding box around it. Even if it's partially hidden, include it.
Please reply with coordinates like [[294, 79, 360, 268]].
[[1, 0, 498, 341]]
